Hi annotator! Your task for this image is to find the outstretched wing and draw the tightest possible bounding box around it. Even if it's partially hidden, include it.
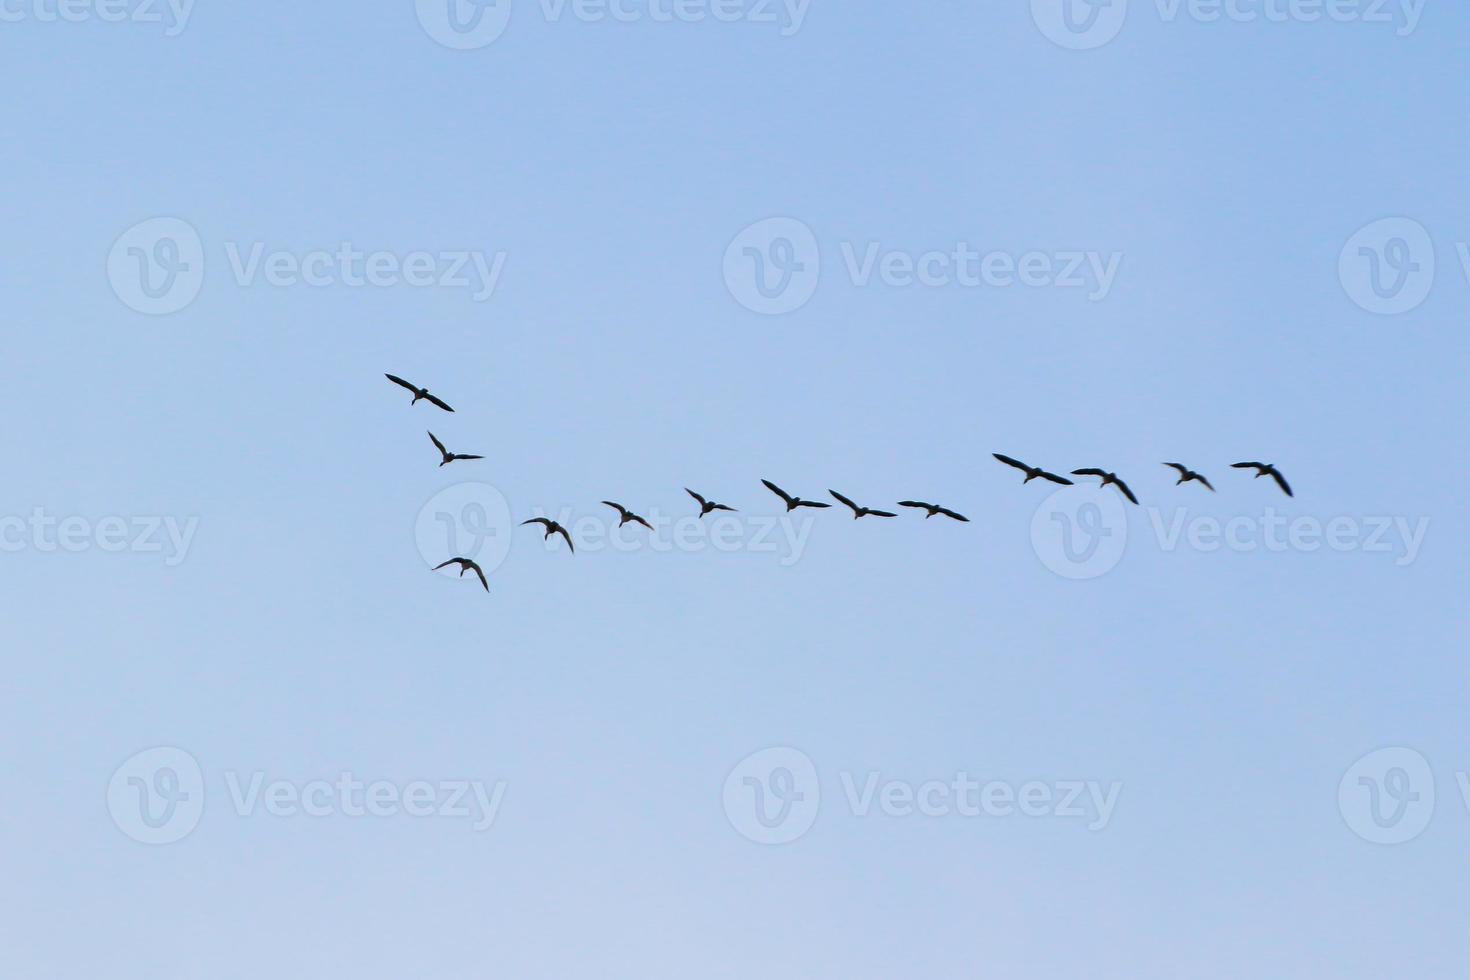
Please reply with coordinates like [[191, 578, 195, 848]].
[[685, 488, 708, 507], [602, 501, 629, 519], [1163, 462, 1189, 475], [762, 479, 794, 505], [1115, 478, 1139, 505], [553, 526, 575, 553], [1233, 462, 1266, 471], [1268, 469, 1293, 497], [428, 431, 447, 455], [937, 507, 970, 522], [522, 518, 552, 528], [1197, 474, 1216, 492], [453, 454, 484, 461], [432, 558, 461, 571], [795, 500, 831, 509], [631, 515, 653, 530], [897, 501, 931, 510], [422, 391, 455, 413], [993, 453, 1029, 472], [1039, 471, 1075, 485], [711, 503, 737, 513], [868, 509, 898, 518], [469, 563, 489, 592], [1072, 468, 1107, 478], [385, 373, 417, 394], [829, 490, 859, 513]]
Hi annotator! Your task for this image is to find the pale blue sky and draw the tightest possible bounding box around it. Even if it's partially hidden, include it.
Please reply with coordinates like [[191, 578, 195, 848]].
[[3, 2, 1468, 977]]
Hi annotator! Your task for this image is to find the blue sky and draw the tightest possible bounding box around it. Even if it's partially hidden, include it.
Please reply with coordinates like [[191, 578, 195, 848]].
[[3, 2, 1468, 976]]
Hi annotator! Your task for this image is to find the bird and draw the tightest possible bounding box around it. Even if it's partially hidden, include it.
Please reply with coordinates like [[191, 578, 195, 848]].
[[1071, 468, 1139, 505], [762, 480, 832, 512], [829, 490, 897, 519], [432, 557, 489, 592], [1163, 463, 1215, 492], [602, 501, 653, 530], [428, 431, 483, 467], [1232, 461, 1293, 497], [522, 517, 575, 552], [897, 501, 970, 522], [992, 453, 1074, 485], [385, 374, 454, 412], [686, 488, 736, 517]]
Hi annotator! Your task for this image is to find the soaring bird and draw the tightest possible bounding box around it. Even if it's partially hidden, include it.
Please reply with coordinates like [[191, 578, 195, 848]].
[[1232, 461, 1293, 497], [428, 431, 483, 467], [433, 557, 489, 592], [762, 480, 832, 512], [897, 501, 970, 522], [1071, 468, 1140, 505], [522, 517, 575, 552], [829, 490, 897, 519], [992, 454, 1074, 485], [1163, 463, 1215, 492], [686, 488, 736, 517], [602, 501, 653, 530], [385, 374, 454, 412]]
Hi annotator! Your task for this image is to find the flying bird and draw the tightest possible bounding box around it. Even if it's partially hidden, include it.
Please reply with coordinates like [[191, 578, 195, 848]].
[[384, 374, 454, 412], [428, 431, 483, 467], [829, 490, 897, 519], [432, 557, 489, 592], [897, 501, 970, 522], [686, 488, 736, 517], [522, 517, 575, 553], [1071, 468, 1140, 505], [1163, 463, 1215, 492], [762, 480, 832, 512], [602, 501, 653, 530], [992, 453, 1074, 485], [1232, 461, 1293, 497]]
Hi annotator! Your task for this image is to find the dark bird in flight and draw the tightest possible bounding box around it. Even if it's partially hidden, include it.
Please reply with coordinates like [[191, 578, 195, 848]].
[[1071, 468, 1140, 505], [686, 488, 736, 517], [829, 490, 897, 519], [992, 453, 1074, 485], [384, 374, 454, 412], [762, 480, 832, 512], [432, 557, 489, 592], [1163, 463, 1215, 492], [428, 431, 483, 467], [1232, 461, 1293, 497], [897, 501, 970, 522], [602, 501, 653, 530], [522, 517, 575, 553]]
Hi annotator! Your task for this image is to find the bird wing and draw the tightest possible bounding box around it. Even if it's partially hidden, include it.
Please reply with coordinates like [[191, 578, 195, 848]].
[[1072, 468, 1108, 478], [796, 500, 831, 509], [423, 392, 455, 412], [938, 508, 969, 522], [1163, 463, 1188, 475], [522, 518, 552, 528], [829, 490, 859, 513], [1040, 471, 1075, 485], [1233, 462, 1266, 471], [685, 488, 707, 507], [385, 373, 417, 393], [1269, 469, 1293, 497], [712, 503, 737, 513], [1115, 479, 1139, 505], [469, 563, 489, 591], [762, 479, 794, 504], [432, 558, 461, 571], [869, 509, 898, 518], [453, 454, 484, 461], [993, 453, 1029, 471], [1197, 475, 1216, 492], [428, 431, 447, 455], [554, 526, 575, 552], [897, 501, 930, 510], [632, 515, 653, 530], [602, 501, 629, 518]]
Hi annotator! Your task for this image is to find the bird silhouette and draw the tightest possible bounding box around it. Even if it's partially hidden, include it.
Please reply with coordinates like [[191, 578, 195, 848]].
[[602, 501, 653, 530], [1163, 463, 1215, 492], [1232, 461, 1293, 497], [686, 488, 736, 517], [897, 501, 970, 522], [1071, 468, 1139, 505], [829, 490, 896, 519], [992, 454, 1074, 485], [522, 517, 575, 552], [762, 480, 832, 512], [428, 431, 483, 467], [385, 374, 454, 412], [433, 557, 489, 592]]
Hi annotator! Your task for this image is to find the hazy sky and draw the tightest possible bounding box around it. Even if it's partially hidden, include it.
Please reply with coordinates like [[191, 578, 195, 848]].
[[3, 2, 1468, 977]]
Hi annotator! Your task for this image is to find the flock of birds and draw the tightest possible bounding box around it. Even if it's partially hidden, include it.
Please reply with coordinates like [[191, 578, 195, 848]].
[[385, 373, 1296, 595]]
